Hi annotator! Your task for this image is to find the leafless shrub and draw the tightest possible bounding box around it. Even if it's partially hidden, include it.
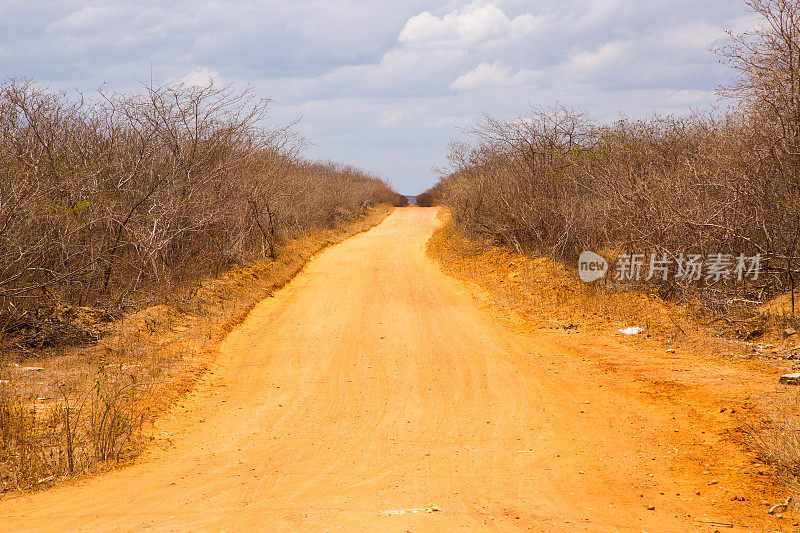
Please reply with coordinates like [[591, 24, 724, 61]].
[[427, 106, 799, 322], [425, 0, 800, 320], [415, 192, 434, 207], [0, 79, 398, 325]]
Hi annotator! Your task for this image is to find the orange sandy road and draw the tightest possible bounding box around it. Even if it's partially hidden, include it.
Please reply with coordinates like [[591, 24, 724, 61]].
[[0, 208, 781, 531]]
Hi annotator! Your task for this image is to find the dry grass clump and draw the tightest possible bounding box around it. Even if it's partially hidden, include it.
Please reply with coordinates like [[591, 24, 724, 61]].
[[0, 362, 147, 491], [744, 389, 800, 486], [427, 217, 705, 340]]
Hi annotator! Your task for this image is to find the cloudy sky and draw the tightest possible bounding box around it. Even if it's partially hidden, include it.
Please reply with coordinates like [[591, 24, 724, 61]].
[[0, 0, 755, 193]]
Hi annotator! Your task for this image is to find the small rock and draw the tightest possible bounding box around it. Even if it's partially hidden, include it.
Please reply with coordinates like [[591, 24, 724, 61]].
[[20, 366, 44, 372], [646, 504, 655, 510], [779, 373, 800, 385], [666, 348, 676, 354], [709, 479, 719, 485], [785, 328, 798, 338]]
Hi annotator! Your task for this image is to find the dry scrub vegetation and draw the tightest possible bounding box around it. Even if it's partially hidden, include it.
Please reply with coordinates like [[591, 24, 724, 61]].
[[423, 0, 800, 337], [0, 80, 401, 320], [0, 78, 401, 491]]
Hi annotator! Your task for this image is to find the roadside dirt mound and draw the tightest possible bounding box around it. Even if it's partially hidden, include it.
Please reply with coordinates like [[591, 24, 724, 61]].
[[427, 222, 697, 339], [427, 215, 800, 361], [1, 305, 115, 350], [762, 293, 799, 321]]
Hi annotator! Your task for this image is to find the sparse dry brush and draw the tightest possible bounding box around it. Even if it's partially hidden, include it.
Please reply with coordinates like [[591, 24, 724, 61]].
[[432, 109, 800, 324], [0, 79, 401, 324], [744, 389, 800, 484], [0, 363, 145, 490], [0, 78, 401, 491], [424, 1, 800, 330]]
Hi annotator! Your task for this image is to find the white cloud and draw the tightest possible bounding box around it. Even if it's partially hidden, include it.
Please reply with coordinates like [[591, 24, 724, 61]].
[[450, 62, 542, 91], [377, 109, 408, 126], [663, 89, 714, 106], [574, 0, 627, 29], [172, 66, 218, 87], [658, 21, 726, 50], [399, 3, 541, 47], [562, 41, 629, 79], [46, 5, 119, 34]]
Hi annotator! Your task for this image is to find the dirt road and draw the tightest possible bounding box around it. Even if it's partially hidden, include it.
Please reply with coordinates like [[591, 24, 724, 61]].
[[0, 208, 787, 531]]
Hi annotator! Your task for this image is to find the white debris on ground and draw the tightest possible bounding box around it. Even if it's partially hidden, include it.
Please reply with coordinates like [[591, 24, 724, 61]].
[[618, 326, 644, 335], [381, 505, 442, 516]]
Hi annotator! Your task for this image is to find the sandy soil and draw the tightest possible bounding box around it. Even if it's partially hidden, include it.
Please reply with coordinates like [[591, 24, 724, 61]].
[[0, 207, 793, 531]]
